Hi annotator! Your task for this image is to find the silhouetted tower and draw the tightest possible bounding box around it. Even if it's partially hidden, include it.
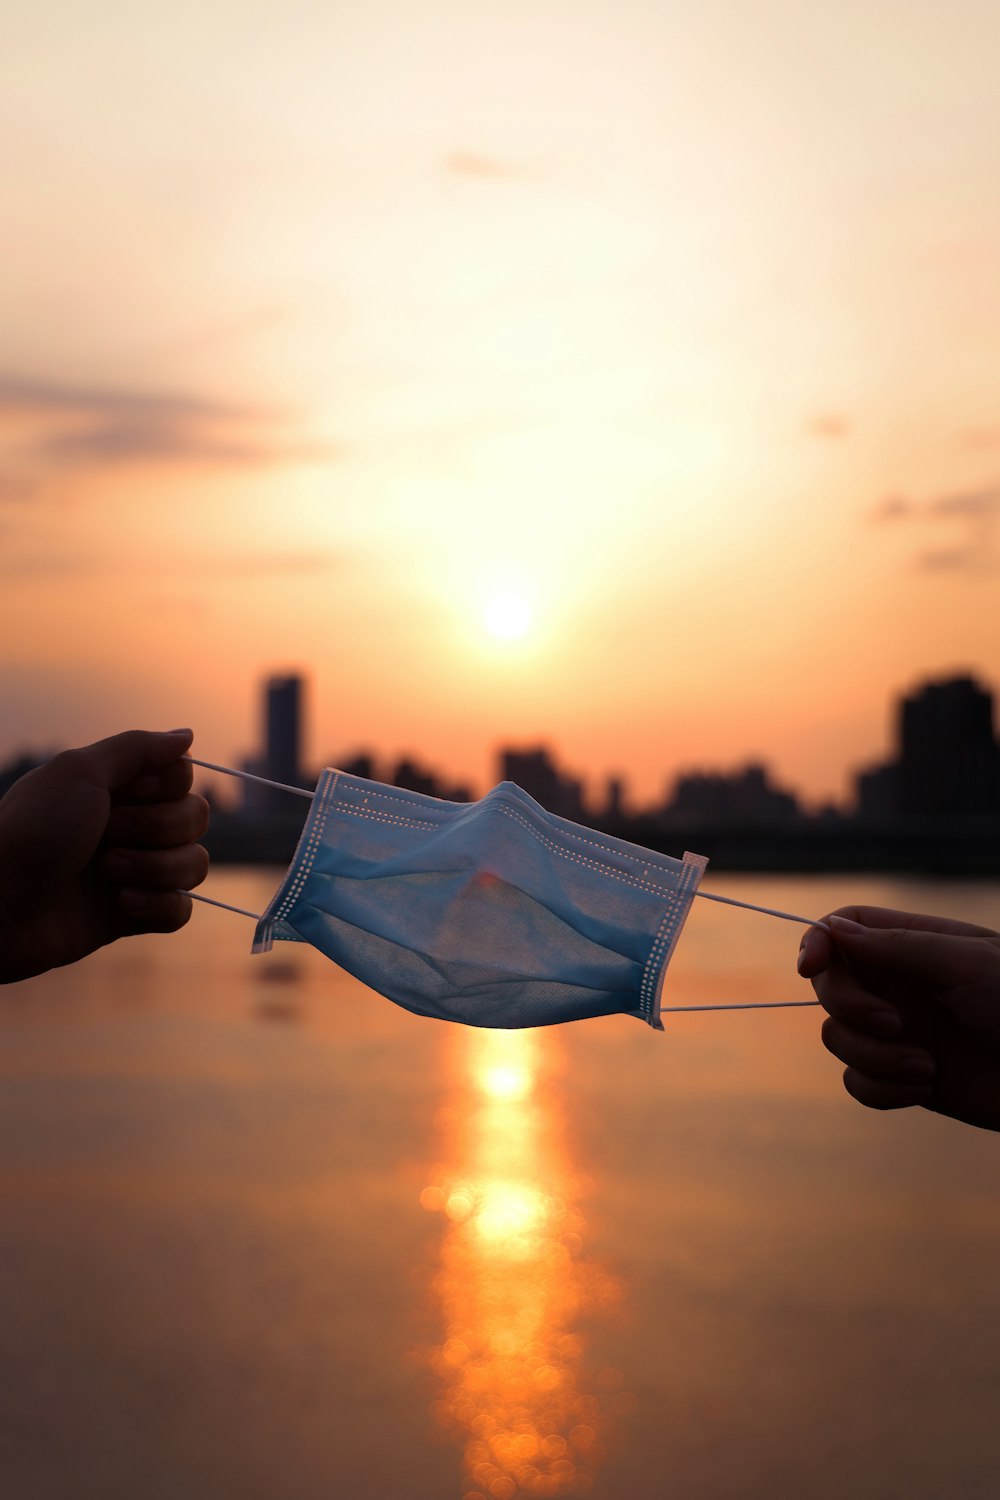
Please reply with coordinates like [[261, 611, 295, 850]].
[[604, 775, 626, 824], [499, 745, 584, 819], [897, 675, 1000, 818], [500, 747, 563, 812], [265, 674, 303, 788]]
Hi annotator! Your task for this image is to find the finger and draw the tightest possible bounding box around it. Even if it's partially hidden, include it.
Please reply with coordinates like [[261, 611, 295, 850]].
[[842, 1066, 934, 1112], [114, 758, 194, 806], [64, 729, 194, 793], [104, 843, 209, 892], [827, 917, 1000, 988], [811, 963, 903, 1037], [106, 793, 210, 850], [826, 905, 998, 940], [116, 888, 193, 935], [821, 1016, 935, 1085], [798, 925, 833, 978]]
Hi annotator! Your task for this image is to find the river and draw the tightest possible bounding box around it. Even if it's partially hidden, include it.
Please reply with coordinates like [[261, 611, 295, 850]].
[[1, 871, 998, 1499]]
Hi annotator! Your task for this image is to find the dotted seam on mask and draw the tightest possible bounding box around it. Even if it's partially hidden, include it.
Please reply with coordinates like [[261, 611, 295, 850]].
[[494, 803, 681, 897], [342, 780, 690, 884], [329, 797, 684, 896], [334, 803, 437, 831], [639, 885, 684, 1022], [335, 781, 458, 814], [492, 791, 686, 878], [640, 896, 677, 1020], [272, 769, 341, 928], [638, 858, 703, 1022]]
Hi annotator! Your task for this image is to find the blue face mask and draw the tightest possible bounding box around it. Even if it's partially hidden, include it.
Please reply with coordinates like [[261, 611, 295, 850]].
[[251, 771, 708, 1030]]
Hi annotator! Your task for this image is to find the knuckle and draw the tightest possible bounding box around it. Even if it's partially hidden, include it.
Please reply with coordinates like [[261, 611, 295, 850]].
[[820, 1017, 844, 1058], [191, 794, 211, 836]]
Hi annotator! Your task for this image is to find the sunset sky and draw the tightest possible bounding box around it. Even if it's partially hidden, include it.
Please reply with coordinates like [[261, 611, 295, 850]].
[[3, 0, 999, 808]]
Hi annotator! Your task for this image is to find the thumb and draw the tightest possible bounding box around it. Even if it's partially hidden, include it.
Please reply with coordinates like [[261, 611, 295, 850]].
[[67, 729, 194, 792], [828, 914, 993, 990]]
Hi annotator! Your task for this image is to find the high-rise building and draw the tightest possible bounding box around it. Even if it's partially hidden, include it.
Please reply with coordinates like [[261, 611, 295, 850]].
[[265, 674, 304, 788], [499, 745, 584, 819], [242, 673, 307, 816], [663, 763, 799, 828], [897, 675, 1000, 819]]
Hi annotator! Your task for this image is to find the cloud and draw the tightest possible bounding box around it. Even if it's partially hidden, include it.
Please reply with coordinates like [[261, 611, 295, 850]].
[[444, 149, 525, 179], [806, 413, 851, 440], [0, 471, 37, 503], [870, 484, 1000, 525], [871, 495, 914, 522], [926, 486, 1000, 519], [0, 548, 346, 583], [192, 551, 345, 578], [959, 426, 1000, 451], [917, 547, 985, 572], [871, 481, 1000, 573], [0, 549, 98, 579], [0, 373, 336, 476]]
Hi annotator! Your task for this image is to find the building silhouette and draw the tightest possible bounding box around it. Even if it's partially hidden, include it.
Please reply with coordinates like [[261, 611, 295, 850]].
[[265, 675, 303, 789], [660, 762, 800, 829], [242, 672, 309, 815], [855, 673, 1000, 822], [498, 746, 585, 821]]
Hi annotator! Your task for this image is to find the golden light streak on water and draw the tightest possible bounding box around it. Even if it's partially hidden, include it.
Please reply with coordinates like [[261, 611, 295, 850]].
[[420, 1028, 631, 1498]]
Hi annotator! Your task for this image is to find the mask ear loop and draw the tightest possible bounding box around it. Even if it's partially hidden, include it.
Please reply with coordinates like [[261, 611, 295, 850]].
[[180, 756, 826, 1012]]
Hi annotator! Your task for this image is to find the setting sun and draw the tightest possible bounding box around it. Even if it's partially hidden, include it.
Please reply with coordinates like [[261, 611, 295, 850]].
[[484, 592, 532, 641]]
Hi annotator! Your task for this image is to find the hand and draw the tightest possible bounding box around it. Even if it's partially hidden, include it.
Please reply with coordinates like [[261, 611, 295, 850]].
[[0, 729, 209, 984], [798, 907, 1000, 1134]]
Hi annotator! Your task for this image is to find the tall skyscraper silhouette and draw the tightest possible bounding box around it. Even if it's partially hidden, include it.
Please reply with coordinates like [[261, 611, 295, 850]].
[[264, 674, 303, 789], [240, 673, 307, 816], [897, 675, 1000, 818]]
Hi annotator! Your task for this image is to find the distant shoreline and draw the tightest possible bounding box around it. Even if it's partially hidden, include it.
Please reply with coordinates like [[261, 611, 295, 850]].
[[202, 816, 1000, 878]]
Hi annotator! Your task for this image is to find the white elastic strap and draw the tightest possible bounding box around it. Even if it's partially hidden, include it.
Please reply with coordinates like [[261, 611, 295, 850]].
[[187, 890, 263, 920], [694, 890, 831, 934], [185, 756, 313, 800], [663, 1000, 819, 1012]]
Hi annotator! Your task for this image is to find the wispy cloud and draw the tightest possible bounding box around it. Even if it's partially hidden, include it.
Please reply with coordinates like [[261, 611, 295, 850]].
[[871, 495, 914, 522], [958, 426, 1000, 451], [444, 149, 526, 179], [926, 487, 1000, 520], [0, 548, 346, 582], [0, 373, 336, 479], [805, 413, 852, 440], [0, 471, 37, 503], [191, 551, 345, 578], [870, 482, 1000, 572]]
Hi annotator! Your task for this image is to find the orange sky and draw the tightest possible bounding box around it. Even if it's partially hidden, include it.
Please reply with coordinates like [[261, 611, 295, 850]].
[[3, 0, 999, 807]]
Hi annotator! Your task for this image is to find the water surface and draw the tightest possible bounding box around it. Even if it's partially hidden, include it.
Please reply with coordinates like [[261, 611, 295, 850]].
[[1, 872, 999, 1498]]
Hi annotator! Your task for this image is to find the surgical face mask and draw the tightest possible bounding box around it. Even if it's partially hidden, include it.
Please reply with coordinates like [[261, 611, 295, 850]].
[[251, 771, 707, 1030], [186, 757, 826, 1026]]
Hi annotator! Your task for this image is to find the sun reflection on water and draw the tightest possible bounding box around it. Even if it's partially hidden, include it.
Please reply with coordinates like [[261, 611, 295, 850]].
[[420, 1029, 629, 1498]]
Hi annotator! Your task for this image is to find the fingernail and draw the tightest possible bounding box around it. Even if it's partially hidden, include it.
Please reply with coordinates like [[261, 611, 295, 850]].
[[902, 1053, 935, 1083], [165, 727, 192, 737], [869, 1008, 902, 1038], [796, 945, 810, 976], [119, 887, 150, 914], [829, 915, 868, 935]]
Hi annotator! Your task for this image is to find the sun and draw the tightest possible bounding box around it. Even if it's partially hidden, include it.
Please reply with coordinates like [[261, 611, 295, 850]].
[[484, 591, 532, 640]]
